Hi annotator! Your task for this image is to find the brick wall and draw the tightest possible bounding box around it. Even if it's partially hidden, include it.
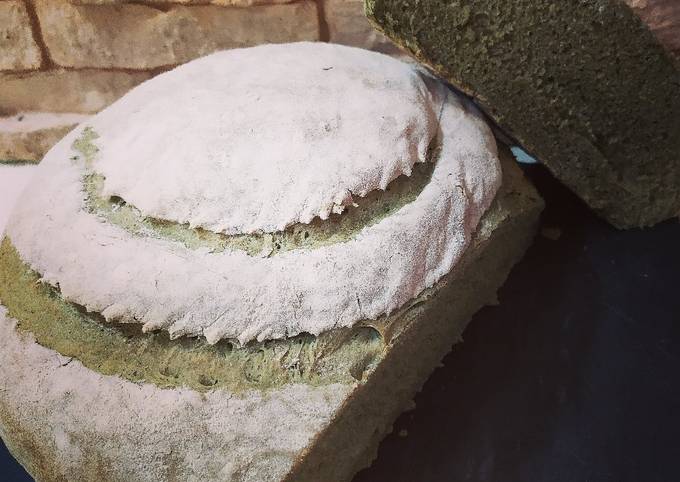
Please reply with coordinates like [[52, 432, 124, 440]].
[[0, 0, 399, 162]]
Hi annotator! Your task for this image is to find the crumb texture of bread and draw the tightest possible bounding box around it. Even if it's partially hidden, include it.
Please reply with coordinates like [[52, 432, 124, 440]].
[[366, 0, 680, 228]]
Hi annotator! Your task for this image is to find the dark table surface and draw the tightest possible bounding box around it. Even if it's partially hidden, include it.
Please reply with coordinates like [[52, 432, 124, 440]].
[[2, 164, 680, 482]]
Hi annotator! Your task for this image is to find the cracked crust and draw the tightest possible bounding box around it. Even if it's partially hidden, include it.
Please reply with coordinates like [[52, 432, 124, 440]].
[[0, 147, 542, 482], [5, 43, 501, 344]]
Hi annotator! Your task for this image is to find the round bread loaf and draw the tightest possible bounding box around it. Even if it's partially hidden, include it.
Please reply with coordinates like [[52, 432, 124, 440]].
[[0, 42, 503, 481]]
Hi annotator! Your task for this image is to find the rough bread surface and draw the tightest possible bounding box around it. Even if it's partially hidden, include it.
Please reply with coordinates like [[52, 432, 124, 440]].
[[366, 0, 680, 228], [0, 306, 351, 482], [89, 42, 438, 234], [5, 42, 501, 344], [0, 149, 542, 482]]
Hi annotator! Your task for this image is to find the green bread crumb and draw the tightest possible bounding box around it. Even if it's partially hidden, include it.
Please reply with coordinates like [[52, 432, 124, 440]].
[[71, 127, 99, 165], [0, 237, 385, 392], [366, 0, 680, 228], [74, 128, 437, 256]]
